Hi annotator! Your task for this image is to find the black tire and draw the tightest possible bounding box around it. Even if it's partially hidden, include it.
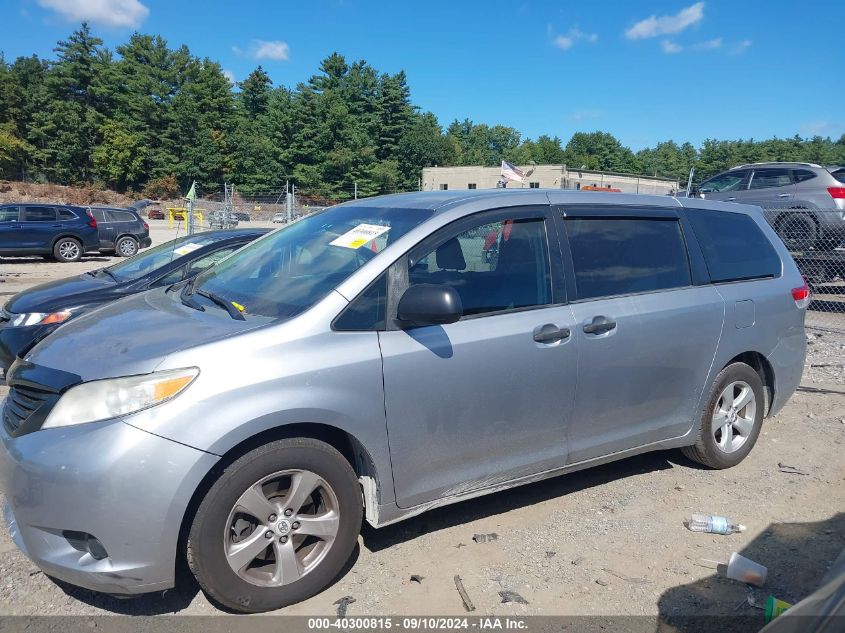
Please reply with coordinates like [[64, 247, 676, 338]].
[[52, 237, 83, 262], [187, 438, 362, 613], [115, 236, 139, 257], [776, 212, 817, 252], [682, 362, 764, 469]]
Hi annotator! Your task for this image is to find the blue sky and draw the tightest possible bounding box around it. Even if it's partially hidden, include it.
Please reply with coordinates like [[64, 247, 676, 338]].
[[4, 0, 844, 150]]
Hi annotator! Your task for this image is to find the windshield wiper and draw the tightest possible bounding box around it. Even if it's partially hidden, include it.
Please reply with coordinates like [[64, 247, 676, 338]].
[[99, 268, 117, 281], [196, 289, 245, 321], [179, 277, 204, 312]]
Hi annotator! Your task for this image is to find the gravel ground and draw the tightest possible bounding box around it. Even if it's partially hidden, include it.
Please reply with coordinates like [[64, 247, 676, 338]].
[[0, 222, 843, 626]]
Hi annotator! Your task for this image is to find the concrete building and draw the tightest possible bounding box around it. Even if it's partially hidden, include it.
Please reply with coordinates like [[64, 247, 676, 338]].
[[421, 165, 679, 195]]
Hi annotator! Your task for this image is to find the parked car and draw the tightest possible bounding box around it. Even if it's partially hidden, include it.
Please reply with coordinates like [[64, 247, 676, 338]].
[[147, 209, 165, 220], [0, 228, 268, 374], [235, 212, 251, 222], [88, 206, 152, 257], [0, 203, 100, 262], [691, 162, 845, 250], [0, 191, 807, 613], [272, 211, 287, 223]]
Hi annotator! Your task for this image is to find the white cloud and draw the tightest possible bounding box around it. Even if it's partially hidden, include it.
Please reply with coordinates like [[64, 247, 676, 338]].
[[37, 0, 149, 28], [731, 39, 752, 54], [567, 109, 603, 121], [233, 40, 291, 61], [626, 2, 705, 40], [693, 37, 722, 50], [222, 69, 235, 84], [552, 27, 598, 51], [253, 40, 290, 61], [799, 121, 843, 137], [661, 40, 683, 54]]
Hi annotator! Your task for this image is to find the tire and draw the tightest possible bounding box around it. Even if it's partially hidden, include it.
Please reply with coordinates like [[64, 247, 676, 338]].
[[187, 438, 362, 613], [52, 237, 83, 262], [776, 212, 817, 252], [682, 362, 764, 469], [115, 236, 139, 257]]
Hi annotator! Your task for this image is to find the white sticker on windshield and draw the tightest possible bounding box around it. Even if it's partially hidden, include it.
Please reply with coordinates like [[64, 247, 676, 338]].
[[173, 243, 203, 256], [329, 224, 390, 249]]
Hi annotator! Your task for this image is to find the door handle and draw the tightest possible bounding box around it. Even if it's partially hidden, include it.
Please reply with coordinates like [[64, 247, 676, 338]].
[[51, 224, 62, 227], [533, 324, 571, 343], [726, 197, 735, 201], [583, 316, 617, 335], [778, 193, 790, 198]]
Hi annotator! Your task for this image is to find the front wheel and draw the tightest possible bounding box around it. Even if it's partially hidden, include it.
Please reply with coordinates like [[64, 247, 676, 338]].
[[682, 362, 764, 469], [187, 438, 362, 613]]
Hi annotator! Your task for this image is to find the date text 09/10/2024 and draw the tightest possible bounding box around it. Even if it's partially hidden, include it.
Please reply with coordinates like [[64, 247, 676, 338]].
[[306, 617, 528, 630]]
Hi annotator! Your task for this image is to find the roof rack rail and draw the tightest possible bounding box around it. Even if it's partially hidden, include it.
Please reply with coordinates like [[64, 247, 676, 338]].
[[730, 161, 822, 170]]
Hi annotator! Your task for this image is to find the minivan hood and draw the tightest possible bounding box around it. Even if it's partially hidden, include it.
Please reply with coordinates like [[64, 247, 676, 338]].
[[6, 273, 115, 314], [24, 288, 266, 380]]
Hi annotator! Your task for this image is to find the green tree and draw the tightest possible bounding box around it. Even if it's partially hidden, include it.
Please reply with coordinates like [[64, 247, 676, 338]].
[[92, 120, 147, 190], [564, 131, 637, 172]]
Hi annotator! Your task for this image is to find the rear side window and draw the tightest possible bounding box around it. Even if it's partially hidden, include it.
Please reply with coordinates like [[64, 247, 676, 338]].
[[333, 273, 387, 331], [831, 169, 845, 185], [566, 218, 692, 300], [107, 210, 137, 222], [792, 169, 817, 184], [58, 208, 76, 220], [749, 168, 791, 189], [24, 207, 57, 222], [686, 209, 781, 282]]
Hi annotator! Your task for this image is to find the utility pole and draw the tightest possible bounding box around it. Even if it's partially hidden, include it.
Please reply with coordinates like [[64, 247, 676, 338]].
[[285, 181, 292, 223], [354, 182, 357, 200]]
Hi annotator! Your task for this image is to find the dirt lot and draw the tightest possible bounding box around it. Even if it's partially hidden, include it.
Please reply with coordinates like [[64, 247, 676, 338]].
[[0, 222, 843, 628]]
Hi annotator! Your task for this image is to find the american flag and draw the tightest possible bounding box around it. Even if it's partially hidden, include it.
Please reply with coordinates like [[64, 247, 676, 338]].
[[500, 160, 524, 182]]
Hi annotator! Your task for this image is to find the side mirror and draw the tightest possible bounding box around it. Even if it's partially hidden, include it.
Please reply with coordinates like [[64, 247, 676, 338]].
[[397, 284, 462, 326]]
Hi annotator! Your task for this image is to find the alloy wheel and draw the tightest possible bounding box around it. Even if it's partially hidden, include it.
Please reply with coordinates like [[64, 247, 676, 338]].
[[223, 469, 340, 587], [711, 380, 756, 454]]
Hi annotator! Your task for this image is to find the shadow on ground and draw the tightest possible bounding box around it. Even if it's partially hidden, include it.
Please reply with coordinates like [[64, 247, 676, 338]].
[[49, 542, 361, 614], [656, 512, 845, 633], [362, 449, 686, 552]]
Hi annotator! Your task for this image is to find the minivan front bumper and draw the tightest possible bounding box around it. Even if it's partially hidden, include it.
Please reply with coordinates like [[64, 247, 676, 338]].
[[0, 415, 217, 594]]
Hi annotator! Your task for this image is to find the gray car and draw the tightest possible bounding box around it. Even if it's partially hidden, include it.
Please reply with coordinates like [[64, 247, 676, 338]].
[[693, 162, 845, 250], [0, 190, 807, 612]]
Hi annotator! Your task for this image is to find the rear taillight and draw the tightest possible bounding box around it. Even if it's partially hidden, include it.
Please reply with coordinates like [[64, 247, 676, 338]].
[[86, 209, 97, 228], [143, 222, 149, 231], [827, 187, 845, 199], [791, 279, 811, 309]]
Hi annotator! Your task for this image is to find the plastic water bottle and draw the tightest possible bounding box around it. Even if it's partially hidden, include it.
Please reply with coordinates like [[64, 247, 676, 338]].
[[687, 513, 746, 535]]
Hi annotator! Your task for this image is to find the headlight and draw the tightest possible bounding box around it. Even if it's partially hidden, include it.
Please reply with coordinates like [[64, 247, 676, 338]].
[[42, 367, 199, 430], [10, 311, 73, 327]]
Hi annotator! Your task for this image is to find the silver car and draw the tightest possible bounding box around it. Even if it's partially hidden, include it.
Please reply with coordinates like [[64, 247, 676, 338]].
[[694, 162, 845, 250], [0, 190, 807, 612]]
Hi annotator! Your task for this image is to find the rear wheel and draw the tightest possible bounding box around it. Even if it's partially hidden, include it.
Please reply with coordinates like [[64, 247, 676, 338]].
[[115, 236, 139, 257], [53, 237, 82, 262], [682, 362, 764, 469], [187, 438, 362, 613], [776, 212, 817, 251]]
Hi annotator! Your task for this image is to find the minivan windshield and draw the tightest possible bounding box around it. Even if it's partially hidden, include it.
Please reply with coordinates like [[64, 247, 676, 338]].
[[193, 205, 434, 319], [105, 234, 224, 282]]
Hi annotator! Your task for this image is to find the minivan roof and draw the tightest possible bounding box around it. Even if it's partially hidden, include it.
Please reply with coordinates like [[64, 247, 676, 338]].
[[339, 189, 685, 213]]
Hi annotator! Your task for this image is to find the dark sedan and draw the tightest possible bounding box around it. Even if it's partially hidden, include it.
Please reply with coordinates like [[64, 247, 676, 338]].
[[0, 228, 269, 374]]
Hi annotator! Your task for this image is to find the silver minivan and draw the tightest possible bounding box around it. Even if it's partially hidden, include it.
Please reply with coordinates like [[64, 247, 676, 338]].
[[0, 190, 808, 612]]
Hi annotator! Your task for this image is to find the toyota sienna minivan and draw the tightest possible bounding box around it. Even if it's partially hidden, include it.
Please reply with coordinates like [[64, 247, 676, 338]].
[[0, 190, 807, 612]]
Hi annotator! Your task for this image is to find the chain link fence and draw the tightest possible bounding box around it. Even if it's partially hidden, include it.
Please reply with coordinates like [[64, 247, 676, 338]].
[[762, 207, 845, 332]]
